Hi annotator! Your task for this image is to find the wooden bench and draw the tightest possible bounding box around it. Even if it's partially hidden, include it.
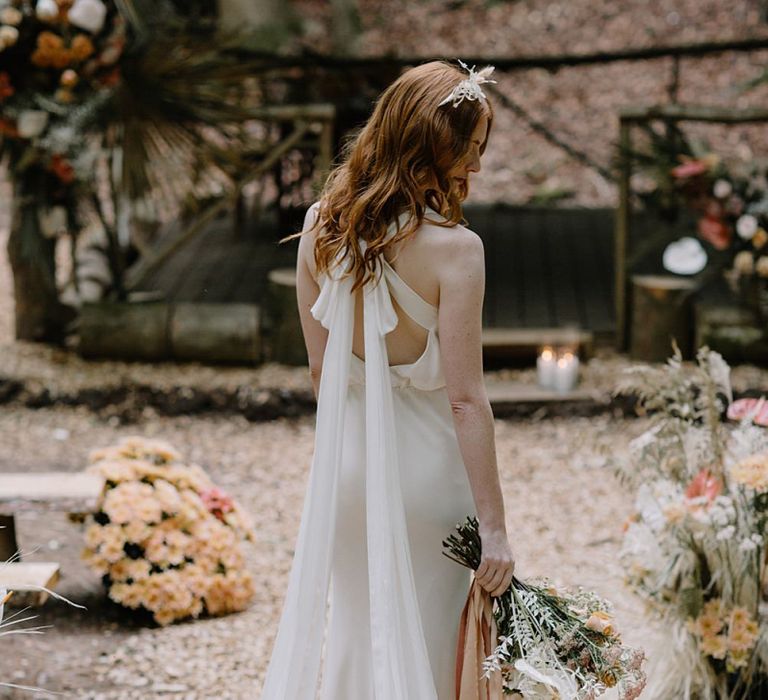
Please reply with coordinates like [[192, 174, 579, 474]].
[[0, 472, 104, 605], [0, 562, 61, 606], [482, 327, 594, 361]]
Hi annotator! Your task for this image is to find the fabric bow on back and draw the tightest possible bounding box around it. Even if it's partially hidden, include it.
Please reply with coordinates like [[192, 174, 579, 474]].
[[260, 207, 438, 699]]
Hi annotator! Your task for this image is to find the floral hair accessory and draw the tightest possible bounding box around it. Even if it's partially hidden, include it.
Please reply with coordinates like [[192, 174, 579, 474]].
[[438, 60, 497, 108]]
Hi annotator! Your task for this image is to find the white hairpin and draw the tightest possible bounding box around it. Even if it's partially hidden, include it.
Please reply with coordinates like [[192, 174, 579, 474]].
[[438, 60, 497, 108]]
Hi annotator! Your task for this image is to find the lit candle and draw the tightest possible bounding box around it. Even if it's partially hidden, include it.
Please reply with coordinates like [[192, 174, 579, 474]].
[[553, 351, 580, 394], [537, 346, 557, 389]]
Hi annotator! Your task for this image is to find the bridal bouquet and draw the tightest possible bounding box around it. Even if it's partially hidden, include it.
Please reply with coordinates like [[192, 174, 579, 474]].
[[77, 436, 256, 626], [616, 347, 768, 699], [444, 518, 646, 699]]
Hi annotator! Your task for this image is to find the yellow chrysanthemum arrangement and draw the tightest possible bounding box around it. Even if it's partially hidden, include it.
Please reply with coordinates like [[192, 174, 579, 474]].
[[730, 453, 768, 493], [687, 600, 760, 673], [79, 436, 256, 626]]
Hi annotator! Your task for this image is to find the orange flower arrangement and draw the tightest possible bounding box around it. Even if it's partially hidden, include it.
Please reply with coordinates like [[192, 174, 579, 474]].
[[0, 72, 13, 102], [31, 31, 94, 69], [49, 154, 75, 184], [70, 34, 94, 61], [79, 436, 256, 626]]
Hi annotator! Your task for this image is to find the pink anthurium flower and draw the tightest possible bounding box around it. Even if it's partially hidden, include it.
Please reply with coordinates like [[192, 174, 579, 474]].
[[685, 469, 722, 504], [727, 398, 768, 427]]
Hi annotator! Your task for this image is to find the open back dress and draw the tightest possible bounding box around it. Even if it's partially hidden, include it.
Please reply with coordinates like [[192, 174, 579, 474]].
[[260, 204, 476, 699]]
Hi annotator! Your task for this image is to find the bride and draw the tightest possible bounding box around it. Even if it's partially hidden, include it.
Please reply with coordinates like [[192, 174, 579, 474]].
[[261, 60, 515, 699]]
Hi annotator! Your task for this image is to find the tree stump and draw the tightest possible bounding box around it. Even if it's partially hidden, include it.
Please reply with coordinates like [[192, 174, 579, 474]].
[[8, 173, 76, 342], [630, 274, 696, 362], [263, 268, 308, 366]]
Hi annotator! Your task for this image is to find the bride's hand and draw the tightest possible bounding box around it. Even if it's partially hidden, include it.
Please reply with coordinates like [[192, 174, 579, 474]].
[[476, 528, 515, 597]]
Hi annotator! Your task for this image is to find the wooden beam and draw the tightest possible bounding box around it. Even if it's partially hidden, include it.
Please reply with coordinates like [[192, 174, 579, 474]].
[[252, 36, 768, 72], [482, 328, 593, 359], [0, 473, 104, 514], [486, 380, 604, 406], [242, 104, 336, 122], [489, 87, 615, 183], [126, 121, 314, 291], [619, 103, 768, 124]]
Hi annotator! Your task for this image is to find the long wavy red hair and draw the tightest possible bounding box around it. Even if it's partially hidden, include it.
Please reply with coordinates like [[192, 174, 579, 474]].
[[284, 60, 493, 291]]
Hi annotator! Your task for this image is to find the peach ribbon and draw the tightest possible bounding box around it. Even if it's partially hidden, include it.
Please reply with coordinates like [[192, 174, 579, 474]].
[[455, 577, 504, 700]]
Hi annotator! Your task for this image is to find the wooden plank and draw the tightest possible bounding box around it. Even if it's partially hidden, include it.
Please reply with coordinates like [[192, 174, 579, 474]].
[[587, 209, 617, 333], [620, 103, 768, 124], [0, 473, 103, 514], [0, 562, 60, 606], [547, 211, 582, 326], [486, 380, 603, 404], [483, 327, 593, 352], [571, 211, 596, 329], [473, 209, 497, 327], [507, 210, 544, 327], [174, 225, 235, 302], [194, 239, 252, 302]]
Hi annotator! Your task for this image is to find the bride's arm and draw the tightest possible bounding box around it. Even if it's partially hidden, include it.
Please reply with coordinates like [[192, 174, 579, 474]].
[[296, 209, 328, 400], [436, 227, 515, 597]]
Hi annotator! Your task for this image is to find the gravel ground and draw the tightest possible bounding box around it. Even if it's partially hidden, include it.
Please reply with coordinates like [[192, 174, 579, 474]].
[[0, 407, 659, 699]]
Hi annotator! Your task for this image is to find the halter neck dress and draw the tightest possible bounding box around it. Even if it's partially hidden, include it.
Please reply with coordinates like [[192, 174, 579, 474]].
[[260, 204, 476, 699]]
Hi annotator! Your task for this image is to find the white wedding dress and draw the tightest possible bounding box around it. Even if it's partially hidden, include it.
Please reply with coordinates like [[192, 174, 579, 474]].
[[260, 205, 476, 700]]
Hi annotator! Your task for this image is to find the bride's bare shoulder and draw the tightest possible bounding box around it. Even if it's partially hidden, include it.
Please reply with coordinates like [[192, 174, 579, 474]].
[[297, 202, 322, 278], [417, 218, 484, 264]]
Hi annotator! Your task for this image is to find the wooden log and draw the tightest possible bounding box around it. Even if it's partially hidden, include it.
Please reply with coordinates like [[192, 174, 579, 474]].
[[79, 302, 263, 364], [170, 303, 261, 364], [630, 274, 696, 362], [79, 301, 171, 361], [263, 268, 308, 366]]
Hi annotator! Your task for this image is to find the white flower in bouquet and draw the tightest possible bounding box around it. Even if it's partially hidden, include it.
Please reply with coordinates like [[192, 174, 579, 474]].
[[35, 0, 59, 22], [737, 214, 759, 240], [0, 24, 18, 49], [513, 657, 580, 698], [0, 7, 21, 25], [738, 534, 762, 553], [39, 206, 68, 239], [67, 0, 107, 33], [734, 250, 755, 275], [17, 110, 49, 139], [635, 484, 668, 533], [714, 179, 733, 199], [662, 237, 707, 276]]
